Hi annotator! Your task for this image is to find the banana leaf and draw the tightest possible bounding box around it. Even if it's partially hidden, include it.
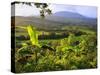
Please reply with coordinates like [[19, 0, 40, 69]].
[[27, 25, 40, 47]]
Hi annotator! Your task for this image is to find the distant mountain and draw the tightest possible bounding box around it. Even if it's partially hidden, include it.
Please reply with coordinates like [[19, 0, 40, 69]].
[[12, 11, 97, 30], [44, 11, 97, 25], [53, 11, 86, 19]]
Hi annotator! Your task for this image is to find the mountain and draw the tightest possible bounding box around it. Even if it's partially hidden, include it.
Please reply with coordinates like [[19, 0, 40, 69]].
[[52, 11, 86, 19], [44, 11, 97, 25], [12, 11, 97, 29]]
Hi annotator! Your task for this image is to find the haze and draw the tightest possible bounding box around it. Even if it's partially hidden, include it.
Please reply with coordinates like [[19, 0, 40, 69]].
[[11, 3, 97, 18]]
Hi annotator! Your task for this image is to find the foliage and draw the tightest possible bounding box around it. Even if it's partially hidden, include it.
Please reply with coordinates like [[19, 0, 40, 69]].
[[27, 25, 39, 47], [11, 2, 52, 18], [14, 25, 97, 73]]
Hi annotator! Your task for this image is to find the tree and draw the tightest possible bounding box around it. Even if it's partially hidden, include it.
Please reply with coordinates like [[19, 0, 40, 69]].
[[11, 1, 52, 18]]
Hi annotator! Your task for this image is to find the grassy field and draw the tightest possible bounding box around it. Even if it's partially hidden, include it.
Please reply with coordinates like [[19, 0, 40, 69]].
[[12, 25, 97, 73]]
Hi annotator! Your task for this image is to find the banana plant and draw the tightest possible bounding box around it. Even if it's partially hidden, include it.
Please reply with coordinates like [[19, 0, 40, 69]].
[[27, 25, 41, 63], [27, 25, 40, 47], [17, 25, 55, 63]]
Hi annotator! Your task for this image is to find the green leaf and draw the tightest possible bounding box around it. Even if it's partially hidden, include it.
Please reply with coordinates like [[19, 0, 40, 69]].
[[21, 43, 28, 47], [27, 25, 39, 47]]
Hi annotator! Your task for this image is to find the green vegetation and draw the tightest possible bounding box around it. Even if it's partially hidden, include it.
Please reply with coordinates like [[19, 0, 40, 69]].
[[13, 25, 97, 73], [11, 1, 97, 73], [27, 26, 39, 47]]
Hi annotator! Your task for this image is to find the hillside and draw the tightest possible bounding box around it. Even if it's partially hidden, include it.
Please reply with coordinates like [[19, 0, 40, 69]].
[[11, 11, 97, 30]]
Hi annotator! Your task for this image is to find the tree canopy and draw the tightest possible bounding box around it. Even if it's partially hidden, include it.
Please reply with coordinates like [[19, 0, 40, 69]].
[[11, 1, 52, 18]]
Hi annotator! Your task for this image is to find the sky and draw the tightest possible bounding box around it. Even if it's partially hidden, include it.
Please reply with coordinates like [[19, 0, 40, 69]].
[[11, 3, 97, 18]]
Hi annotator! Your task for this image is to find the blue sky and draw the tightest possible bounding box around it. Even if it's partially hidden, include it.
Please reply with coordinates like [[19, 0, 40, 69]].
[[12, 3, 97, 18]]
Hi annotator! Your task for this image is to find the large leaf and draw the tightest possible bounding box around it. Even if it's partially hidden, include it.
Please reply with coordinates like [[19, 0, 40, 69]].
[[27, 25, 39, 47]]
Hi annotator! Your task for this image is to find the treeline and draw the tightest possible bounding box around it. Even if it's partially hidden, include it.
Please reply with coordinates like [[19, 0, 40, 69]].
[[16, 30, 86, 40]]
